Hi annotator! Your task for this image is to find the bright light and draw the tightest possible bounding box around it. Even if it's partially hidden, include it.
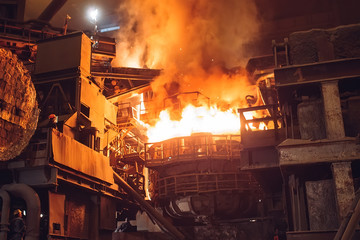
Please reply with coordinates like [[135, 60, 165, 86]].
[[146, 105, 240, 143], [88, 8, 99, 23], [99, 26, 120, 33]]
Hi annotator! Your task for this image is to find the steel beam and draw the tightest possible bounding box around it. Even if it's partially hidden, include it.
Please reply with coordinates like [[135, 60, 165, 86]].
[[274, 58, 360, 87], [278, 138, 360, 166], [113, 171, 186, 240], [37, 0, 68, 22], [321, 81, 345, 139], [332, 162, 355, 223], [92, 72, 158, 81], [334, 190, 360, 240]]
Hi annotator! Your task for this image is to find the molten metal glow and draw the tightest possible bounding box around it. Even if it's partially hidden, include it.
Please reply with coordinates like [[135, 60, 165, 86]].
[[146, 105, 240, 142], [145, 103, 277, 143], [113, 0, 265, 144]]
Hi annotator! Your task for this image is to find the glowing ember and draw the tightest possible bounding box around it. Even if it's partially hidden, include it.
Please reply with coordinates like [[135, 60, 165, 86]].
[[146, 104, 240, 142]]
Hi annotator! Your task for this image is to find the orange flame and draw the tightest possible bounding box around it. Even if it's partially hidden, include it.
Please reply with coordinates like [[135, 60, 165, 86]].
[[113, 0, 265, 143], [146, 104, 241, 142], [145, 102, 278, 143], [243, 112, 268, 131]]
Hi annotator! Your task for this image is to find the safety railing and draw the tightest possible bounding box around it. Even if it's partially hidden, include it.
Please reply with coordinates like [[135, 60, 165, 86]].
[[117, 102, 139, 123], [145, 134, 241, 166], [157, 172, 256, 197], [23, 127, 52, 165], [238, 104, 285, 148], [0, 19, 62, 42]]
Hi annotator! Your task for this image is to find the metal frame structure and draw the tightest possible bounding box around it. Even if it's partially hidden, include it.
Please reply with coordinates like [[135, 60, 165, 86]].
[[157, 172, 257, 198], [145, 134, 241, 167]]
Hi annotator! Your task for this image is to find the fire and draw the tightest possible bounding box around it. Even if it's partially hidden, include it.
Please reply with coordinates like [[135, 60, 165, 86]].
[[146, 104, 240, 142], [243, 112, 268, 131], [113, 0, 265, 143], [145, 101, 278, 143]]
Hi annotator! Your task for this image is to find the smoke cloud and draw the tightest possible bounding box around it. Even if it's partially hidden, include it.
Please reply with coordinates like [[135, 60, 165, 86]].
[[114, 0, 260, 111]]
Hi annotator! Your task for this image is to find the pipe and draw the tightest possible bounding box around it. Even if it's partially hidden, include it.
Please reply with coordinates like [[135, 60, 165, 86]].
[[0, 190, 10, 240], [38, 0, 68, 22], [2, 184, 41, 240], [113, 171, 186, 240]]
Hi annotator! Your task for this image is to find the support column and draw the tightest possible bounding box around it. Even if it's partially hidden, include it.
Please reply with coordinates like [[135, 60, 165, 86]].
[[332, 162, 355, 223], [89, 195, 99, 240], [321, 80, 345, 139], [289, 175, 308, 231]]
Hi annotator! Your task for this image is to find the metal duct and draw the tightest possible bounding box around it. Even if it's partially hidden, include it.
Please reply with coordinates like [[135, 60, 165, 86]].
[[0, 189, 10, 240], [1, 183, 41, 240]]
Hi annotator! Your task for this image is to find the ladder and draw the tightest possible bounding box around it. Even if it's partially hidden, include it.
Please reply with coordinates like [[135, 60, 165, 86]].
[[272, 38, 290, 67]]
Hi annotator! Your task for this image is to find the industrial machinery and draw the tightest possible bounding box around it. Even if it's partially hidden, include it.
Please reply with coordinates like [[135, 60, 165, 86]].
[[1, 1, 360, 240], [0, 15, 182, 240], [108, 24, 360, 239]]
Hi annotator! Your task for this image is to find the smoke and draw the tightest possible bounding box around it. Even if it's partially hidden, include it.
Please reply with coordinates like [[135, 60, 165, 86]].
[[114, 0, 260, 110]]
